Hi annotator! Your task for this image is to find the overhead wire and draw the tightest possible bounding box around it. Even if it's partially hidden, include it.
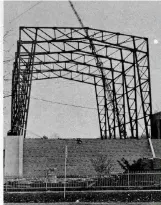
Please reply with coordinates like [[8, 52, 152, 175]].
[[3, 1, 43, 78], [31, 96, 97, 111], [3, 2, 42, 77], [3, 92, 97, 110], [4, 1, 42, 37], [4, 0, 42, 34], [3, 94, 150, 121], [8, 1, 42, 25]]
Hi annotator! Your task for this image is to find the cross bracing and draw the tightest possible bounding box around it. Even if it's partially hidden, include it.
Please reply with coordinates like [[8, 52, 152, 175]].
[[8, 27, 152, 139]]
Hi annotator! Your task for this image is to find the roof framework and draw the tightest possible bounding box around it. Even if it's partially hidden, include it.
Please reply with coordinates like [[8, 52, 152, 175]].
[[8, 27, 152, 139]]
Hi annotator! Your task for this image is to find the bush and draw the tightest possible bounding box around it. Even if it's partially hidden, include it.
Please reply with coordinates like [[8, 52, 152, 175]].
[[117, 157, 161, 172]]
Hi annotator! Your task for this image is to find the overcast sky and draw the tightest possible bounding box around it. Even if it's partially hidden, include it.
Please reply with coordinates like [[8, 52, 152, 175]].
[[4, 1, 161, 139]]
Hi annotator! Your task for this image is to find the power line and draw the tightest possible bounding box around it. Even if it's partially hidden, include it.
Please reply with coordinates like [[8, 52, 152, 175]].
[[3, 2, 43, 82], [3, 1, 42, 40], [3, 93, 97, 110], [8, 1, 42, 24], [31, 96, 97, 111], [4, 93, 160, 113]]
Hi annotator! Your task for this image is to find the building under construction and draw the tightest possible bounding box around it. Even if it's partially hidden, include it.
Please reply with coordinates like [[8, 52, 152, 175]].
[[4, 26, 161, 179], [8, 26, 152, 139], [4, 1, 161, 179]]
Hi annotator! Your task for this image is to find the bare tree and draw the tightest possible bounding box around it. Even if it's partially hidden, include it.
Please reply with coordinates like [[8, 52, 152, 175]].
[[90, 153, 113, 178]]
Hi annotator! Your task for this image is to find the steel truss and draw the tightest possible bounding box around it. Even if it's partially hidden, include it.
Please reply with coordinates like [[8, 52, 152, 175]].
[[8, 27, 152, 139]]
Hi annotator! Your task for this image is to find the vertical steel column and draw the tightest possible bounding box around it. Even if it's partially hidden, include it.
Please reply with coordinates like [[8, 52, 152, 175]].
[[23, 28, 38, 138], [120, 50, 134, 138], [110, 60, 122, 139], [132, 40, 138, 138], [10, 42, 21, 135], [102, 76, 108, 139], [94, 77, 110, 139], [122, 55, 126, 138], [133, 38, 149, 137], [94, 77, 104, 140], [146, 38, 152, 137]]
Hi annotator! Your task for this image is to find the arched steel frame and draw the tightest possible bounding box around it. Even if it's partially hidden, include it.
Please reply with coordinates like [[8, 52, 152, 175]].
[[8, 27, 152, 139]]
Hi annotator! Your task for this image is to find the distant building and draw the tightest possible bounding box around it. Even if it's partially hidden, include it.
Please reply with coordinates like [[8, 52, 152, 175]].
[[152, 111, 161, 139]]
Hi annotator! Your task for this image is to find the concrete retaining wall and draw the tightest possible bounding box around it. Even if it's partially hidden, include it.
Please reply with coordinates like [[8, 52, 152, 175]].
[[5, 136, 23, 177], [23, 138, 161, 177]]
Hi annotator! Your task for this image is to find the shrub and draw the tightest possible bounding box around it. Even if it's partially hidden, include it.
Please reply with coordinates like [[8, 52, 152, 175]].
[[118, 157, 161, 172]]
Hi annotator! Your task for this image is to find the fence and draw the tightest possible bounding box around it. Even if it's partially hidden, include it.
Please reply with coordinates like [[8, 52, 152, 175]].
[[4, 171, 161, 192]]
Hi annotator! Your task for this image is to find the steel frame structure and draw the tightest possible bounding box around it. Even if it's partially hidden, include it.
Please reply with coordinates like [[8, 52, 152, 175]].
[[8, 27, 152, 139]]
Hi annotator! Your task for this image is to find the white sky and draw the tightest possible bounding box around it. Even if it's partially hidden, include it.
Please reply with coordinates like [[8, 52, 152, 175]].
[[3, 1, 161, 139]]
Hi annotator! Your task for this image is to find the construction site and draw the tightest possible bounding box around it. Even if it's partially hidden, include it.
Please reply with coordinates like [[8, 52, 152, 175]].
[[3, 1, 161, 202]]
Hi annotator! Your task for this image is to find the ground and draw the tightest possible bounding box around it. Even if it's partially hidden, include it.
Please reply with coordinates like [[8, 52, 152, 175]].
[[4, 203, 161, 205]]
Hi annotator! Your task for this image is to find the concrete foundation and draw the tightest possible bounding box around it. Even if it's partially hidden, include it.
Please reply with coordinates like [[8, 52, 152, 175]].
[[4, 135, 23, 177]]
